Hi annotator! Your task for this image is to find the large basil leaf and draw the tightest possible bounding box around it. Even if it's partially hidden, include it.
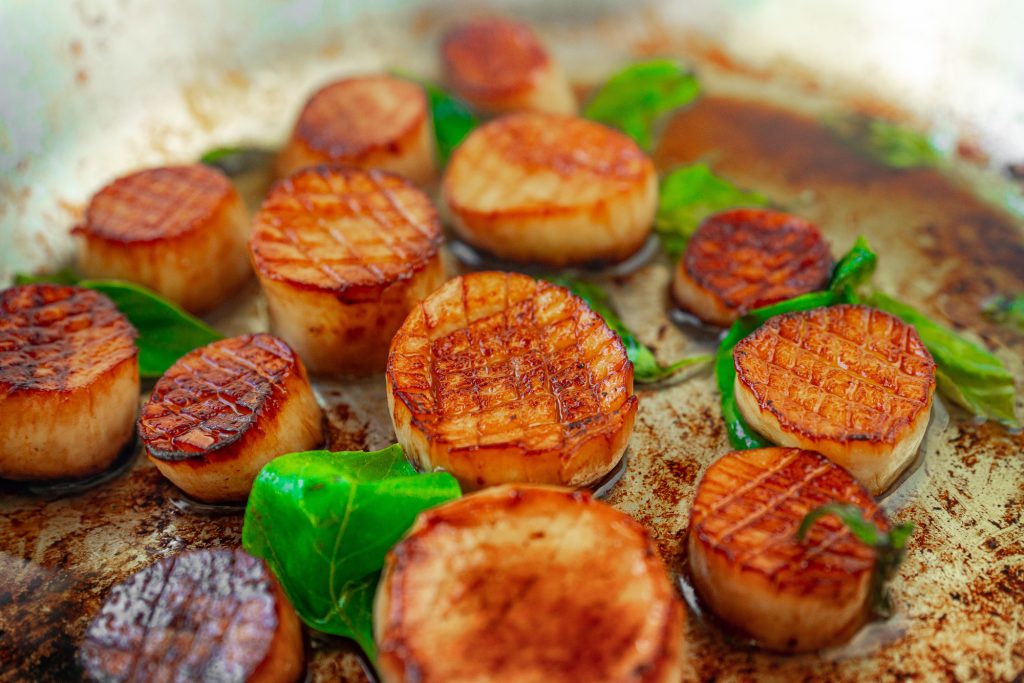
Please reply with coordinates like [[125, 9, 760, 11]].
[[11, 274, 222, 379], [584, 59, 699, 150], [655, 163, 770, 258], [865, 291, 1019, 425], [550, 276, 711, 384], [241, 445, 461, 661]]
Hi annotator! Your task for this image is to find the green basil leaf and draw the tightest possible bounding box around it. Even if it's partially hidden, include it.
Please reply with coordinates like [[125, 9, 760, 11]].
[[828, 236, 878, 297], [13, 268, 80, 286], [826, 113, 941, 169], [584, 60, 700, 150], [864, 291, 1019, 425], [655, 164, 770, 258], [199, 146, 274, 177], [549, 276, 711, 384], [414, 78, 479, 166], [983, 294, 1024, 332], [241, 445, 461, 661], [10, 274, 222, 379], [798, 503, 914, 617], [79, 280, 223, 379]]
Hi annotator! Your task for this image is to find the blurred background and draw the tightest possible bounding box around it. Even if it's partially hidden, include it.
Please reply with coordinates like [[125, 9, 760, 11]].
[[2, 0, 1022, 280]]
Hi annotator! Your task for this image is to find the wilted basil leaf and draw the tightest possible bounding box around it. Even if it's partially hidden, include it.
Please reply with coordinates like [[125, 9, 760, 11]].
[[655, 164, 770, 258], [242, 445, 461, 662], [584, 60, 700, 150], [827, 113, 941, 169], [798, 503, 914, 617], [550, 276, 710, 384]]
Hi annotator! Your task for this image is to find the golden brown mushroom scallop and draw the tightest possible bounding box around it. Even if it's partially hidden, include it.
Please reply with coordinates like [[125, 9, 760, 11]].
[[672, 208, 834, 326], [441, 17, 577, 115], [249, 165, 445, 376], [733, 304, 936, 494], [376, 485, 685, 683], [386, 271, 637, 490], [443, 112, 657, 267], [688, 447, 892, 652], [0, 284, 138, 480], [276, 74, 436, 185], [139, 333, 322, 503], [80, 548, 304, 683], [74, 164, 251, 314]]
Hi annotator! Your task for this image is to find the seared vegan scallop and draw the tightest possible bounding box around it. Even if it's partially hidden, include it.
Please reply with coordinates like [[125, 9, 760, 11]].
[[672, 208, 834, 326], [74, 164, 250, 314], [387, 271, 637, 490], [0, 284, 138, 480], [250, 166, 445, 375], [276, 74, 436, 185], [139, 333, 322, 503], [443, 112, 657, 266], [441, 17, 576, 116], [688, 447, 890, 652], [734, 304, 936, 494], [376, 485, 684, 683], [80, 548, 304, 683]]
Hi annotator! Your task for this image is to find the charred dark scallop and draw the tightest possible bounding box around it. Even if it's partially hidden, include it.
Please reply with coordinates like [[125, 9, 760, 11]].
[[0, 284, 138, 480], [688, 447, 889, 652], [80, 548, 304, 683], [441, 17, 576, 115], [139, 333, 322, 502], [733, 304, 936, 494], [672, 208, 834, 326], [276, 75, 435, 185], [375, 485, 685, 683], [250, 165, 445, 376], [74, 164, 251, 314], [386, 271, 637, 490]]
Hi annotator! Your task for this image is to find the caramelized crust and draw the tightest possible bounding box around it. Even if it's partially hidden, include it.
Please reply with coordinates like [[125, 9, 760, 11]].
[[0, 284, 137, 397], [688, 448, 885, 651], [441, 18, 574, 115], [387, 272, 637, 489], [443, 113, 657, 265], [140, 334, 307, 461], [80, 548, 304, 683], [674, 208, 833, 325], [375, 485, 684, 683], [251, 166, 442, 302], [76, 165, 235, 244], [733, 305, 936, 492], [277, 75, 435, 184]]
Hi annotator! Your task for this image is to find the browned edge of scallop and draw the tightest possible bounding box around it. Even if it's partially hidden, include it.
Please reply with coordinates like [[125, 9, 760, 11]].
[[73, 164, 238, 245], [674, 208, 834, 326], [78, 548, 304, 683], [376, 485, 684, 683], [250, 165, 444, 303], [441, 17, 551, 103], [284, 74, 428, 161]]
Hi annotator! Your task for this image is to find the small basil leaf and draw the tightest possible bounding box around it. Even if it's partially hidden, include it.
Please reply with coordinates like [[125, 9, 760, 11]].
[[828, 236, 878, 297], [550, 275, 710, 384], [865, 291, 1019, 425], [199, 146, 275, 177], [827, 113, 941, 169], [79, 280, 223, 379], [798, 503, 914, 618], [983, 294, 1024, 332], [13, 267, 80, 286], [392, 74, 479, 166], [655, 164, 770, 258], [584, 60, 700, 150], [241, 445, 461, 662]]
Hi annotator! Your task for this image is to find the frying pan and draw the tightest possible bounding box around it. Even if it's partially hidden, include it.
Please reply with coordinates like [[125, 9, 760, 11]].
[[1, 1, 1022, 681]]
